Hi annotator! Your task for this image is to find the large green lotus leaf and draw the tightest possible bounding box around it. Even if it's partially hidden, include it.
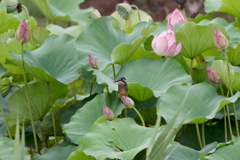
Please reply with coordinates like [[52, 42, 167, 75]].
[[162, 142, 218, 160], [0, 29, 15, 49], [204, 137, 240, 160], [63, 93, 124, 144], [175, 22, 228, 59], [211, 60, 235, 90], [32, 145, 76, 160], [0, 86, 19, 136], [228, 42, 240, 66], [0, 10, 20, 34], [128, 83, 154, 102], [129, 44, 161, 60], [111, 9, 152, 30], [231, 66, 240, 91], [192, 62, 208, 83], [30, 0, 93, 25], [31, 27, 50, 48], [82, 118, 160, 160], [115, 58, 191, 97], [46, 24, 84, 38], [198, 18, 240, 48], [6, 34, 81, 85], [7, 81, 68, 131], [67, 149, 96, 160], [205, 0, 240, 18], [157, 83, 240, 125], [75, 17, 157, 71], [0, 137, 30, 160]]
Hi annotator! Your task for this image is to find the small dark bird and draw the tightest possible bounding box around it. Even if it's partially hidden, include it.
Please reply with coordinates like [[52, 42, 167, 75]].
[[114, 77, 128, 96]]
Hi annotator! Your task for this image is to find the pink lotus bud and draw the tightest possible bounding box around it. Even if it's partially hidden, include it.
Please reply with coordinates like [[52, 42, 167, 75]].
[[123, 0, 129, 4], [103, 105, 114, 121], [151, 29, 182, 57], [88, 55, 98, 69], [167, 8, 187, 29], [15, 20, 29, 43], [206, 66, 220, 84], [213, 28, 229, 51], [121, 95, 134, 108]]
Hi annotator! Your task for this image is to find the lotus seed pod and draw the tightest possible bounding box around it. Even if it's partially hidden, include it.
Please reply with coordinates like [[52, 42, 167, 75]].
[[116, 3, 132, 20], [7, 0, 18, 13], [0, 80, 12, 98], [89, 9, 101, 20]]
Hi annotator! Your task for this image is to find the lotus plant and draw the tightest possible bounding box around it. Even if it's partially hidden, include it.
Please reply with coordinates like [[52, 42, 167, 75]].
[[121, 95, 134, 108], [103, 105, 114, 121], [206, 66, 220, 84], [167, 8, 187, 29], [152, 29, 182, 57], [213, 28, 229, 51]]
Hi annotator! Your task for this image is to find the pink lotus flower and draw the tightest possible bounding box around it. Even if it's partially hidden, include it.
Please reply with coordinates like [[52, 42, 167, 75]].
[[103, 105, 114, 121], [121, 95, 134, 108], [213, 28, 229, 51], [151, 29, 182, 57], [15, 20, 29, 43], [167, 8, 187, 29], [206, 66, 220, 84], [88, 55, 98, 69]]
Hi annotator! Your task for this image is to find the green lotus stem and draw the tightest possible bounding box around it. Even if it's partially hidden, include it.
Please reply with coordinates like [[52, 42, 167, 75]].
[[133, 107, 145, 127], [47, 82, 58, 146], [112, 64, 116, 80], [201, 123, 205, 147], [195, 124, 202, 149], [220, 84, 228, 142], [106, 84, 109, 93], [140, 101, 145, 122], [72, 81, 77, 101], [90, 83, 93, 95], [189, 58, 193, 78], [0, 105, 12, 139], [21, 44, 38, 152], [226, 91, 233, 138], [21, 5, 33, 46], [131, 5, 141, 22], [124, 108, 128, 117], [230, 89, 239, 136]]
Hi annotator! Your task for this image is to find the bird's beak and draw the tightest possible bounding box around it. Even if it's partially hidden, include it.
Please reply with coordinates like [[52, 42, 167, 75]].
[[114, 80, 120, 83]]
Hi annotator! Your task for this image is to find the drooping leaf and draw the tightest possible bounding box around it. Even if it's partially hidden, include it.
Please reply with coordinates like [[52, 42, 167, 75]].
[[0, 137, 30, 160], [30, 0, 94, 26], [0, 10, 20, 34], [192, 62, 208, 83], [63, 93, 124, 144], [175, 22, 228, 59], [204, 137, 240, 160], [157, 83, 240, 125], [46, 24, 84, 38], [82, 118, 161, 160], [67, 149, 96, 160], [6, 34, 81, 85], [75, 17, 157, 71], [228, 42, 240, 66], [204, 0, 240, 18], [7, 81, 68, 131]]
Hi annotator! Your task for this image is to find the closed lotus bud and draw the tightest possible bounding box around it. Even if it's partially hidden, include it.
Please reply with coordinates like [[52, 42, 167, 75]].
[[15, 20, 29, 43], [123, 0, 129, 4], [213, 28, 229, 51], [167, 8, 187, 29], [89, 9, 101, 20], [152, 29, 182, 57], [206, 66, 220, 84], [116, 3, 132, 20], [121, 95, 134, 108], [103, 105, 114, 121], [0, 80, 12, 98], [7, 0, 18, 13], [88, 55, 98, 69]]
